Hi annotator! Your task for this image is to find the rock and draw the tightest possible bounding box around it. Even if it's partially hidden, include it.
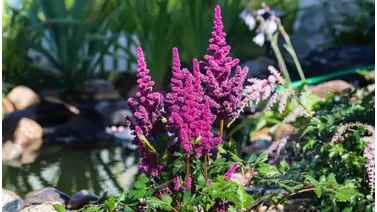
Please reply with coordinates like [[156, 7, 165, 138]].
[[2, 97, 15, 114], [94, 100, 132, 126], [251, 127, 272, 142], [24, 187, 70, 207], [20, 203, 59, 212], [47, 113, 112, 144], [309, 80, 353, 98], [2, 141, 22, 161], [13, 118, 43, 151], [2, 189, 23, 212], [274, 124, 295, 139], [84, 79, 121, 100], [67, 190, 98, 209], [7, 86, 40, 110], [244, 140, 272, 155], [241, 57, 276, 79], [110, 72, 139, 98]]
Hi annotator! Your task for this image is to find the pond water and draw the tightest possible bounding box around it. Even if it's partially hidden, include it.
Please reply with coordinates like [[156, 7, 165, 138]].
[[2, 144, 139, 197]]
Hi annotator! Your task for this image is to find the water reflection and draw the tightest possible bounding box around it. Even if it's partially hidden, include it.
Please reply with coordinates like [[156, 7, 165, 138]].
[[2, 145, 139, 197]]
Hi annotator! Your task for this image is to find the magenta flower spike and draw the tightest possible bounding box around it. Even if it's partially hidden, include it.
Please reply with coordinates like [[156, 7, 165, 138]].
[[201, 5, 248, 120], [225, 162, 239, 180], [126, 47, 163, 176]]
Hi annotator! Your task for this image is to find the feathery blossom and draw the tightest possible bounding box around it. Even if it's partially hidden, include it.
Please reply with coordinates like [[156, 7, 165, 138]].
[[183, 176, 192, 191], [173, 176, 181, 191], [201, 5, 248, 120], [331, 122, 374, 144], [244, 66, 286, 111], [266, 134, 290, 162], [166, 57, 221, 157], [330, 123, 375, 193], [225, 162, 239, 180], [363, 134, 375, 193], [126, 47, 163, 176], [165, 48, 184, 107], [282, 107, 311, 123]]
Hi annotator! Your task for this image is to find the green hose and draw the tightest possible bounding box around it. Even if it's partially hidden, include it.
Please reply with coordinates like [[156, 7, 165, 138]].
[[279, 65, 375, 90]]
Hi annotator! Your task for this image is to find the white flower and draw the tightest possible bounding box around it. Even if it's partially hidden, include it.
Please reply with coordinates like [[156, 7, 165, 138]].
[[265, 19, 278, 35], [252, 33, 265, 47], [239, 10, 256, 31]]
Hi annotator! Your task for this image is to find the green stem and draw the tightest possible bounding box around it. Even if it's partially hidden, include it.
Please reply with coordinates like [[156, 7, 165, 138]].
[[274, 16, 307, 83], [269, 35, 291, 86]]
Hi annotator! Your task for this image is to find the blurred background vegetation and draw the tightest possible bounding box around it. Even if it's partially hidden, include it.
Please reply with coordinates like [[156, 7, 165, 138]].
[[3, 0, 374, 93], [2, 0, 300, 93]]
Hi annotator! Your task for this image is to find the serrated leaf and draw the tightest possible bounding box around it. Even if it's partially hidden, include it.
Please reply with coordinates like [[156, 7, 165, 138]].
[[327, 173, 337, 184], [255, 153, 268, 164], [104, 195, 116, 212], [182, 191, 191, 206], [161, 194, 173, 205], [134, 181, 146, 189], [173, 152, 183, 157], [279, 160, 289, 173], [145, 196, 174, 211], [137, 134, 157, 154], [314, 186, 322, 197], [257, 163, 281, 178], [228, 206, 237, 212], [138, 175, 150, 184], [196, 173, 206, 190], [172, 159, 185, 175], [319, 175, 326, 183], [53, 204, 66, 212], [335, 188, 358, 201], [247, 155, 257, 164]]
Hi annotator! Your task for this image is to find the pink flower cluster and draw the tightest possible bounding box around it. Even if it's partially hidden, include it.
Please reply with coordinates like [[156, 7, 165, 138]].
[[126, 47, 164, 176], [166, 53, 221, 157], [331, 122, 375, 193], [363, 134, 375, 194], [244, 66, 287, 112], [225, 162, 239, 180], [200, 5, 248, 120]]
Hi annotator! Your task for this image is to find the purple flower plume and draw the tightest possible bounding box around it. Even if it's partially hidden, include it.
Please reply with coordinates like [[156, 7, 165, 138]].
[[173, 176, 181, 191], [166, 55, 221, 157], [201, 5, 248, 120], [225, 162, 239, 180], [126, 47, 163, 176], [183, 176, 192, 191]]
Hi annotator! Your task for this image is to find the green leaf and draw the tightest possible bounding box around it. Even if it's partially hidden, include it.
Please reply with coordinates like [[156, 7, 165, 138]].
[[183, 191, 191, 206], [326, 173, 337, 185], [172, 159, 185, 175], [145, 196, 174, 211], [104, 195, 116, 212], [137, 134, 157, 154], [138, 175, 150, 184], [335, 188, 359, 201], [314, 186, 323, 197], [228, 206, 237, 212], [279, 160, 289, 174], [257, 163, 281, 178], [172, 152, 183, 157], [134, 181, 146, 189], [247, 155, 257, 164], [161, 194, 173, 205], [53, 204, 66, 212], [255, 153, 268, 164], [196, 173, 206, 190]]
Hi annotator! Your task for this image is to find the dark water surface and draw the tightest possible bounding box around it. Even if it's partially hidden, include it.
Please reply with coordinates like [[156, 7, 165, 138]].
[[2, 145, 139, 197]]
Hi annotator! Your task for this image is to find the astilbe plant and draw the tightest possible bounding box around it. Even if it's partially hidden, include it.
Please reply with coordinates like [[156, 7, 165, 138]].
[[115, 5, 355, 212], [200, 5, 248, 123]]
